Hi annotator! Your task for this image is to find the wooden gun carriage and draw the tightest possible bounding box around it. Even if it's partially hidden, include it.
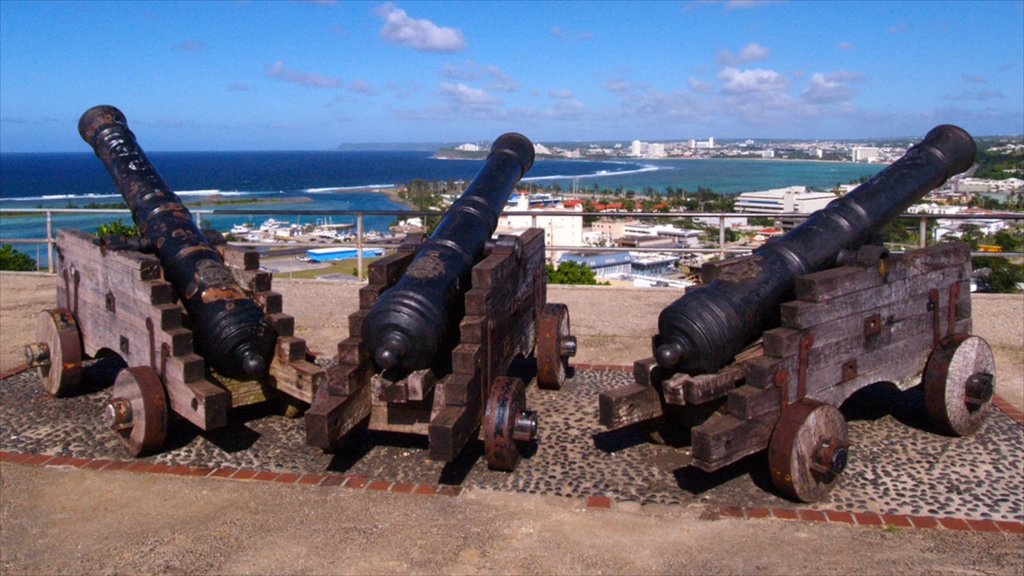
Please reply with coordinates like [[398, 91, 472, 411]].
[[306, 227, 575, 471], [600, 241, 996, 502], [25, 228, 324, 456]]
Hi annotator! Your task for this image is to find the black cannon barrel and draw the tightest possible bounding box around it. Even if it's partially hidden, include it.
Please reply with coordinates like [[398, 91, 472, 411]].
[[79, 105, 276, 378], [655, 125, 976, 375], [361, 133, 535, 372]]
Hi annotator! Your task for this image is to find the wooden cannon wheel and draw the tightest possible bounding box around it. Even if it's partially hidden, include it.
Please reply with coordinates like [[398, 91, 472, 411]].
[[483, 376, 537, 471], [536, 303, 574, 390], [29, 308, 83, 397], [106, 366, 168, 456], [768, 400, 849, 503], [924, 334, 996, 437]]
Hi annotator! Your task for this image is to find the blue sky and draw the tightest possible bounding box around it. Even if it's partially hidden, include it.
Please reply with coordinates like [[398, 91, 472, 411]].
[[1, 0, 1022, 152]]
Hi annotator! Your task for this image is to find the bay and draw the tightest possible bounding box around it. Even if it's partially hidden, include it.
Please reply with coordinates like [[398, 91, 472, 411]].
[[1, 150, 884, 266]]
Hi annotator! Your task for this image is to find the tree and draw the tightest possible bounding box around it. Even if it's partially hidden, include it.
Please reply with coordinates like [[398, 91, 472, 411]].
[[973, 257, 1024, 293], [545, 260, 608, 285], [0, 244, 37, 271]]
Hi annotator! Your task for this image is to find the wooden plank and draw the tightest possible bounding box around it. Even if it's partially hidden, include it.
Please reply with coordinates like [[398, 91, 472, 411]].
[[781, 264, 968, 329], [304, 384, 371, 449], [219, 245, 260, 271], [598, 384, 663, 428], [890, 242, 970, 281], [809, 317, 972, 407], [232, 269, 272, 293], [275, 336, 307, 363], [368, 395, 433, 432], [252, 291, 282, 314], [162, 374, 229, 431], [325, 362, 371, 396], [58, 229, 162, 281], [682, 365, 745, 405], [428, 404, 479, 463], [633, 357, 668, 389], [443, 372, 480, 407], [727, 385, 781, 421], [767, 279, 970, 358], [267, 358, 322, 404], [347, 309, 367, 339], [794, 263, 885, 303], [268, 313, 294, 338], [690, 412, 776, 472], [367, 250, 416, 286]]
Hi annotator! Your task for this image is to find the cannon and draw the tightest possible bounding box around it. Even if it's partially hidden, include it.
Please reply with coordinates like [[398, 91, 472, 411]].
[[306, 134, 576, 471], [24, 105, 324, 456], [599, 125, 997, 501]]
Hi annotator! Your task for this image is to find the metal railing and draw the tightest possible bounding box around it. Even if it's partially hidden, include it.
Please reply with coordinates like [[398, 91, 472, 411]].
[[2, 207, 1022, 277]]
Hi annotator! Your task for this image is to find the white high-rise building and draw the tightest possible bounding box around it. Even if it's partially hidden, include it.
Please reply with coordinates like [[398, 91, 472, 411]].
[[630, 140, 643, 156]]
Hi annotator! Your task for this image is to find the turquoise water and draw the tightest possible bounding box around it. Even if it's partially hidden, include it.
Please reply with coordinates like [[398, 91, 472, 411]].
[[0, 151, 884, 266]]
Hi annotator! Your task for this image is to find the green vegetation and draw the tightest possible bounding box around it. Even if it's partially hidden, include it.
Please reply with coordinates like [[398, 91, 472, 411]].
[[972, 256, 1024, 293], [95, 220, 139, 237], [545, 260, 609, 285], [974, 147, 1024, 180], [279, 256, 383, 280], [0, 244, 38, 271]]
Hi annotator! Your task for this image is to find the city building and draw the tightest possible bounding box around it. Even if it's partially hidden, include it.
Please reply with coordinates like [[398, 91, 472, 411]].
[[852, 146, 880, 162], [557, 252, 632, 277], [496, 193, 584, 261], [734, 186, 836, 214]]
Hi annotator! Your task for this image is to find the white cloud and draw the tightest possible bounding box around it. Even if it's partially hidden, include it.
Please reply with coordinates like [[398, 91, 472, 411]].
[[716, 42, 770, 66], [962, 74, 987, 84], [443, 61, 518, 92], [376, 3, 465, 52], [174, 39, 206, 52], [349, 79, 377, 95], [549, 88, 574, 99], [943, 89, 1005, 102], [604, 77, 631, 92], [717, 67, 788, 95], [551, 25, 593, 40], [438, 81, 498, 106], [801, 71, 861, 104], [265, 61, 341, 88], [687, 77, 713, 93]]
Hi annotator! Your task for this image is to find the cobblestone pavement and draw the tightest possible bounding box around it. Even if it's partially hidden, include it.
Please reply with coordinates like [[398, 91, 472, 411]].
[[2, 360, 1021, 522]]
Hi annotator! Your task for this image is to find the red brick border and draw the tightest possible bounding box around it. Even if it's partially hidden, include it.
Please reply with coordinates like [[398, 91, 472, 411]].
[[0, 363, 30, 380], [710, 504, 1023, 534], [1, 448, 1022, 533]]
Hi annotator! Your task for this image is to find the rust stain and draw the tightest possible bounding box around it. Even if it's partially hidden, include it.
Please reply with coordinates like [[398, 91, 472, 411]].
[[718, 256, 763, 283], [405, 251, 446, 279], [201, 287, 246, 303]]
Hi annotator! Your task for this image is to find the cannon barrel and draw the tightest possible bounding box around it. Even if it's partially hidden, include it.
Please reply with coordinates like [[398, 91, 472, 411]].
[[361, 133, 535, 372], [78, 105, 276, 378], [655, 124, 976, 375]]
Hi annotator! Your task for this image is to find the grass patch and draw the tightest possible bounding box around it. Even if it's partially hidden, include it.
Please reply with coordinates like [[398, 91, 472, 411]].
[[280, 256, 384, 279]]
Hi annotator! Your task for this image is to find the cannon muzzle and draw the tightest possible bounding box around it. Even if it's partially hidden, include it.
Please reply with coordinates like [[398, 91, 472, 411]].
[[79, 105, 276, 378], [655, 124, 976, 375], [361, 133, 535, 373]]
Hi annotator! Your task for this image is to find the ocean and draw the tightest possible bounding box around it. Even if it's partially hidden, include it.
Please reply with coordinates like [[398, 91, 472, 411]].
[[0, 150, 883, 265]]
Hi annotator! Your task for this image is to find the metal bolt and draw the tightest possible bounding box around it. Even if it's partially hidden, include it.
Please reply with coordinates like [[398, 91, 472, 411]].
[[811, 437, 849, 476], [964, 372, 994, 407], [23, 342, 50, 368], [103, 398, 133, 431], [560, 335, 578, 358], [512, 410, 538, 442]]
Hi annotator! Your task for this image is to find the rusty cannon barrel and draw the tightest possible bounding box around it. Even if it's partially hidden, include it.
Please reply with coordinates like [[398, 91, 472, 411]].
[[654, 124, 976, 375], [79, 105, 276, 378], [361, 133, 535, 372]]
